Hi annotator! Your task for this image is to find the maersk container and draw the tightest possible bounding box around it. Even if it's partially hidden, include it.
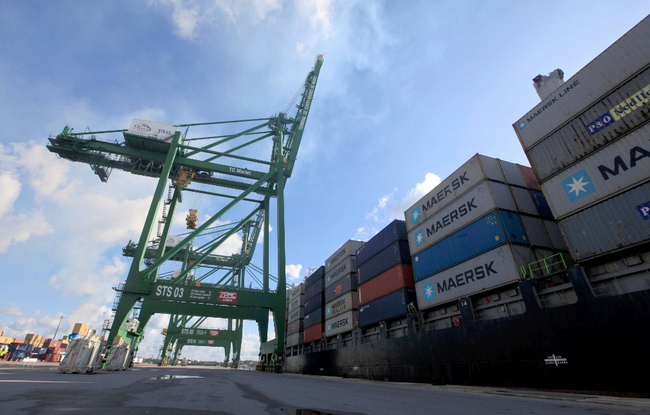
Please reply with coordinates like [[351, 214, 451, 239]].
[[325, 292, 359, 319], [540, 126, 650, 220], [413, 210, 529, 282], [286, 320, 303, 336], [287, 306, 304, 324], [526, 67, 650, 181], [305, 266, 325, 288], [303, 323, 323, 343], [559, 182, 650, 262], [304, 294, 323, 315], [286, 332, 303, 347], [325, 310, 358, 337], [303, 308, 323, 329], [304, 277, 324, 301], [407, 181, 518, 256], [358, 289, 417, 328], [405, 154, 505, 231], [416, 245, 535, 309], [358, 240, 411, 285], [324, 273, 358, 303], [325, 256, 357, 287], [358, 263, 414, 306], [514, 15, 650, 149], [355, 219, 407, 266], [325, 240, 365, 272]]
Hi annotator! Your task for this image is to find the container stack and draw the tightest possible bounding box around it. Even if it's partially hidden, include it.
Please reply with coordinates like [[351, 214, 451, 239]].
[[285, 283, 305, 347], [513, 16, 650, 273], [356, 220, 416, 328], [323, 240, 365, 337], [303, 266, 326, 343], [405, 154, 570, 311]]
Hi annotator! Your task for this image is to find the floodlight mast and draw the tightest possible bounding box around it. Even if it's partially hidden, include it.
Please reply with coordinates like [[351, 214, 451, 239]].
[[46, 55, 324, 366]]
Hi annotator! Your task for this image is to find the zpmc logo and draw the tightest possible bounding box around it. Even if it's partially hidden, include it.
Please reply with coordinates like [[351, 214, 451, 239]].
[[218, 291, 238, 303]]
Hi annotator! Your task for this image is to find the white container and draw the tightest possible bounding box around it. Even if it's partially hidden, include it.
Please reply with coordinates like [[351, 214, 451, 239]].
[[540, 124, 650, 219], [514, 15, 650, 149], [325, 292, 359, 319], [325, 240, 365, 272], [415, 245, 538, 309], [128, 118, 179, 142], [325, 311, 358, 337]]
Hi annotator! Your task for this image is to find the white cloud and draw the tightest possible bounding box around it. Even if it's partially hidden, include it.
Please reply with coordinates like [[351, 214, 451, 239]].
[[0, 170, 21, 218], [365, 188, 397, 222], [285, 264, 302, 281], [0, 209, 53, 254], [0, 307, 24, 317]]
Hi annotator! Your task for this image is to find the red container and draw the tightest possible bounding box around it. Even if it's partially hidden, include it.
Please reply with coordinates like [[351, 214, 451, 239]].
[[358, 263, 414, 306], [44, 340, 61, 349], [303, 323, 324, 343]]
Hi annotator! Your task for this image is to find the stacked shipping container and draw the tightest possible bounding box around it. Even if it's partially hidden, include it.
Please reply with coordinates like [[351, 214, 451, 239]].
[[324, 240, 364, 337], [285, 282, 305, 347], [302, 266, 326, 343], [513, 15, 650, 265], [356, 220, 417, 328], [405, 154, 569, 311]]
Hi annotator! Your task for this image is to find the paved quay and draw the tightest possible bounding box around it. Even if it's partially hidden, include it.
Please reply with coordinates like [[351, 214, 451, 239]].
[[0, 362, 648, 414]]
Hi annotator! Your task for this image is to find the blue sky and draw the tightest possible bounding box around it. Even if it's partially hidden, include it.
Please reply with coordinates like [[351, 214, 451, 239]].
[[1, 1, 648, 360]]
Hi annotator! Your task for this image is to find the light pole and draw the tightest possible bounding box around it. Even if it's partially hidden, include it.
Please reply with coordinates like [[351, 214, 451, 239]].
[[53, 315, 64, 340]]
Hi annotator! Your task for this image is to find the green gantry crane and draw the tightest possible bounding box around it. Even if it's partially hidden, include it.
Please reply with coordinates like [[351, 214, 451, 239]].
[[47, 55, 324, 369]]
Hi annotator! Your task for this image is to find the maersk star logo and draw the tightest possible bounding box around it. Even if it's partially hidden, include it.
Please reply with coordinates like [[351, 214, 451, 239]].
[[518, 121, 526, 130], [414, 230, 425, 247], [561, 169, 596, 202], [423, 283, 435, 300], [411, 207, 421, 224]]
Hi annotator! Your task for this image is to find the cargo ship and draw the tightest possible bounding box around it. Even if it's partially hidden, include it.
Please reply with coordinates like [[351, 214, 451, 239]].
[[280, 16, 650, 394]]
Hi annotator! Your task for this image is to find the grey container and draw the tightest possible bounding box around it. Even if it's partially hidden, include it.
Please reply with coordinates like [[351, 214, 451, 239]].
[[405, 154, 505, 232], [325, 240, 365, 272], [286, 332, 303, 347], [510, 186, 539, 216], [286, 320, 303, 336], [407, 180, 518, 256], [405, 154, 540, 232], [415, 244, 535, 309], [287, 283, 304, 301], [540, 124, 650, 219], [304, 294, 323, 315], [514, 15, 650, 149], [325, 310, 358, 337], [324, 272, 358, 303], [287, 306, 304, 324], [287, 293, 304, 313], [559, 181, 650, 262], [544, 220, 568, 250], [520, 215, 555, 249], [325, 256, 357, 287], [325, 292, 359, 320], [526, 66, 650, 181]]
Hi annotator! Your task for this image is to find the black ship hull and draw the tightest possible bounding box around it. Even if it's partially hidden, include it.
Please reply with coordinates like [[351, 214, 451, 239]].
[[284, 268, 650, 394]]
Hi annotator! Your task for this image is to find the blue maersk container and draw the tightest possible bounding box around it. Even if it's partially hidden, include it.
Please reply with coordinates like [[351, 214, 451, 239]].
[[531, 190, 554, 219], [358, 288, 417, 328], [356, 220, 408, 266], [358, 240, 412, 285], [413, 210, 529, 282]]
